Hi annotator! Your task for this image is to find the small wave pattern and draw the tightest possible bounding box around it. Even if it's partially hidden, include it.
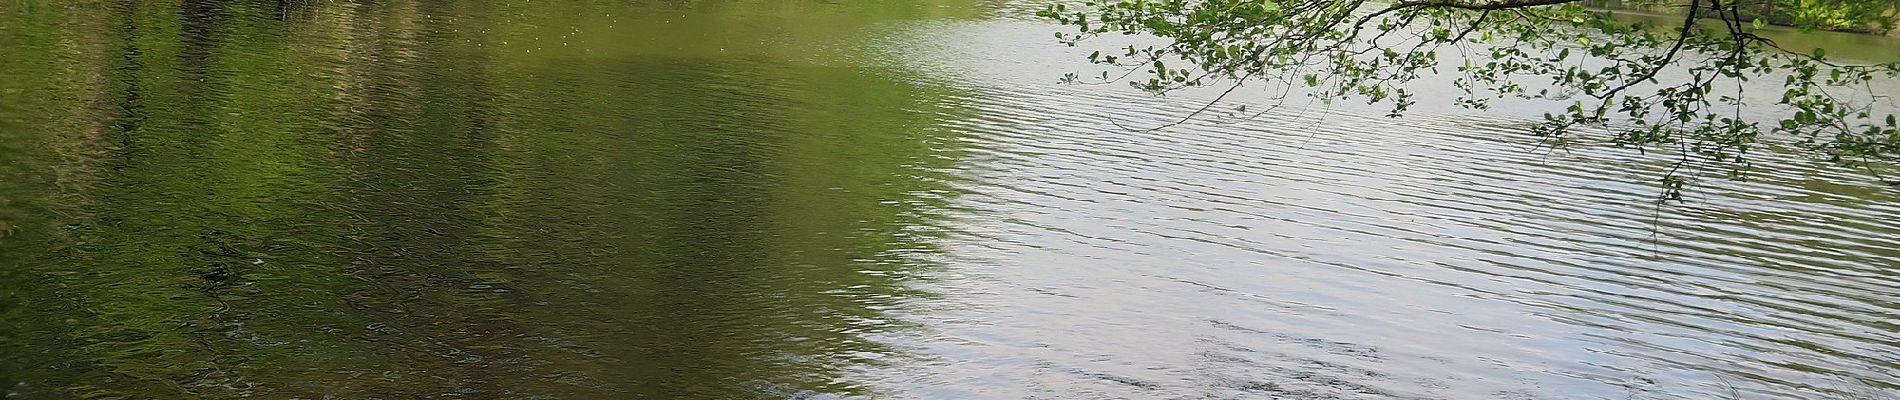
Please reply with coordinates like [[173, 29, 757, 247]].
[[868, 18, 1900, 400]]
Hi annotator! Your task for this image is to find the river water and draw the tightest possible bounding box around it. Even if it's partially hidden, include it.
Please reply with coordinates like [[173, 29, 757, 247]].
[[0, 1, 1895, 399]]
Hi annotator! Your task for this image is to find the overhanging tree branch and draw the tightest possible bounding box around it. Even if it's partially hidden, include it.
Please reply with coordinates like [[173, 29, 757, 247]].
[[1044, 0, 1900, 200]]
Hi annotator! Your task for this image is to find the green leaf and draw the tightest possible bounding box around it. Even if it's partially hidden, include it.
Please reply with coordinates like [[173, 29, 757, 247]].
[[1752, 18, 1766, 30]]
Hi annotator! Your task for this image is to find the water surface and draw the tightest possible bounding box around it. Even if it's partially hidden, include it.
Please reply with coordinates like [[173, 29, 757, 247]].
[[1, 1, 1896, 399]]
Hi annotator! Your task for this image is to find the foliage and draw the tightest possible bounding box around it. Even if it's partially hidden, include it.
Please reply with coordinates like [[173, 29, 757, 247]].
[[1039, 0, 1900, 199], [1768, 0, 1900, 31]]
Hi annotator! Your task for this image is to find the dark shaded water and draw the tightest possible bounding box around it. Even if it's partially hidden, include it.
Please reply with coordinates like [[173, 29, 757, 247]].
[[1, 1, 1896, 399]]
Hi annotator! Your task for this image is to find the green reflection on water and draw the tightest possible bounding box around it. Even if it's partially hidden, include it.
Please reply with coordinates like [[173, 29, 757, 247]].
[[1, 1, 974, 398]]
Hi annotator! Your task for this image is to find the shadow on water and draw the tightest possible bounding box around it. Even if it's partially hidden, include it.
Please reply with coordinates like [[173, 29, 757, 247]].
[[1, 0, 975, 398]]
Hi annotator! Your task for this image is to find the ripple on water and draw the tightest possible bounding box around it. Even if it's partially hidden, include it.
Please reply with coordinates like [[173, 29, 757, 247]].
[[868, 18, 1900, 400]]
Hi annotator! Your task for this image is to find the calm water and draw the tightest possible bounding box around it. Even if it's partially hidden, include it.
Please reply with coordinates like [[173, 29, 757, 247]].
[[1, 1, 1895, 399]]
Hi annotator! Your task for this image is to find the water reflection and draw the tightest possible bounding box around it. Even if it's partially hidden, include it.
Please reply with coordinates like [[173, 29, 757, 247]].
[[3, 1, 1898, 399], [2, 1, 973, 398]]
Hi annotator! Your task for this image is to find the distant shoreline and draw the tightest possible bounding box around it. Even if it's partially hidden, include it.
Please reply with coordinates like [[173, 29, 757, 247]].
[[1586, 1, 1900, 37]]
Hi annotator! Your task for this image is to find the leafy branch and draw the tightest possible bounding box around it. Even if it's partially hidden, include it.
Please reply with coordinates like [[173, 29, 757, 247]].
[[1040, 0, 1900, 200]]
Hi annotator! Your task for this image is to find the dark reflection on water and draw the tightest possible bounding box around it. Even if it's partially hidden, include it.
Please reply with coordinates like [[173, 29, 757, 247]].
[[2, 1, 971, 398], [3, 1, 1898, 400]]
